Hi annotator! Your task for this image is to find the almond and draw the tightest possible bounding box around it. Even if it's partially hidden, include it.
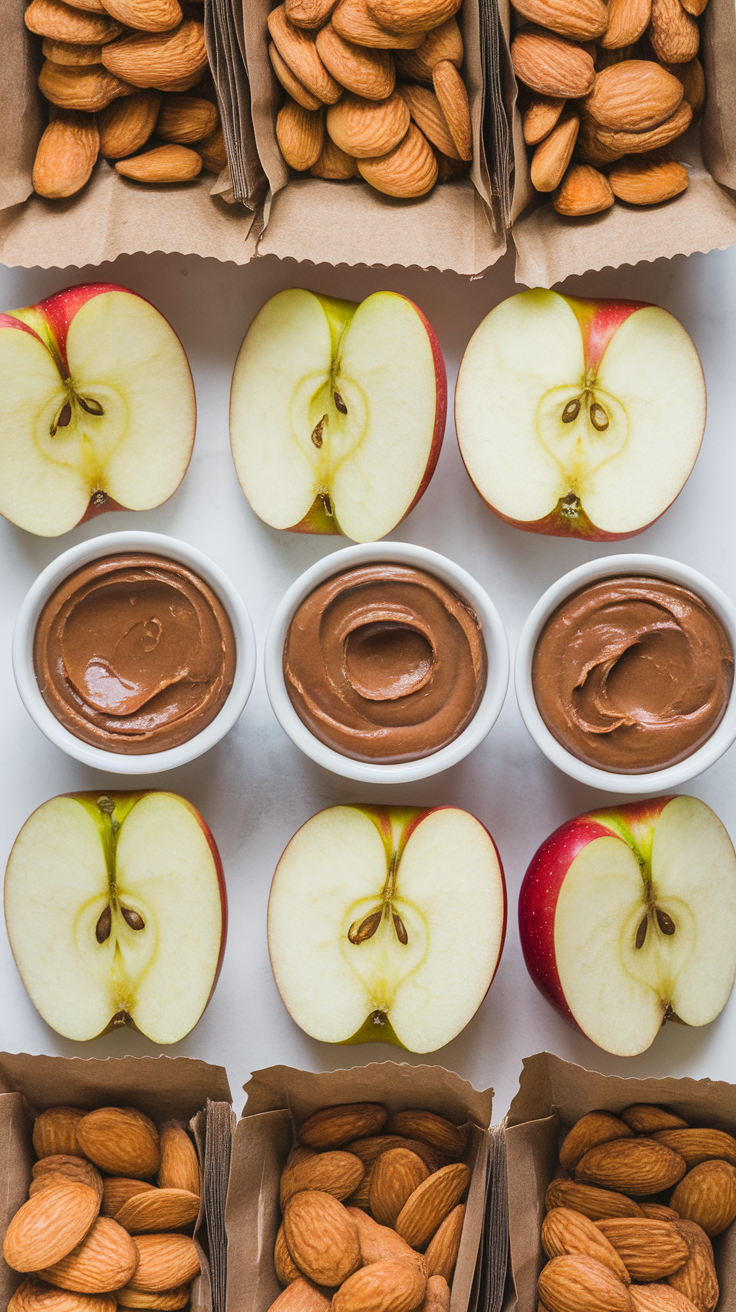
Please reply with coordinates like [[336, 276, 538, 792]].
[[42, 39, 103, 66], [102, 1179, 157, 1218], [680, 0, 707, 14], [277, 99, 326, 168], [621, 1108, 690, 1135], [395, 1163, 470, 1249], [395, 18, 463, 80], [369, 1148, 429, 1226], [327, 89, 409, 155], [39, 61, 135, 111], [531, 111, 579, 188], [421, 1277, 450, 1312], [101, 0, 182, 32], [670, 1160, 736, 1236], [601, 0, 651, 46], [649, 0, 699, 63], [101, 21, 208, 91], [346, 1136, 444, 1173], [286, 0, 337, 26], [511, 26, 596, 98], [115, 142, 203, 180], [593, 97, 692, 150], [358, 120, 439, 193], [560, 1115, 634, 1173], [554, 161, 615, 212], [542, 1208, 630, 1284], [332, 0, 425, 49], [667, 1220, 718, 1312], [425, 1204, 464, 1282], [431, 59, 471, 159], [281, 1150, 365, 1207], [512, 0, 608, 41], [77, 1109, 160, 1179], [585, 60, 683, 130], [98, 89, 161, 156], [156, 95, 219, 142], [641, 1204, 681, 1221], [268, 6, 343, 103], [268, 1281, 331, 1311], [596, 1219, 689, 1281], [546, 1179, 645, 1221], [32, 109, 99, 198], [117, 1289, 191, 1310], [25, 0, 123, 44], [346, 1206, 428, 1275], [608, 149, 688, 201], [652, 1130, 736, 1167], [575, 1139, 687, 1195], [127, 1236, 200, 1292], [283, 1191, 360, 1286], [275, 1221, 301, 1284], [4, 1181, 101, 1273], [156, 1124, 200, 1196], [310, 136, 360, 175], [39, 1219, 138, 1294], [332, 1261, 427, 1312], [270, 42, 323, 109], [629, 1289, 701, 1311], [115, 1188, 200, 1233], [30, 1155, 103, 1200], [316, 24, 395, 99], [538, 1255, 634, 1312], [386, 1112, 466, 1160], [9, 1278, 117, 1312], [661, 57, 704, 112], [197, 125, 227, 171], [400, 83, 460, 158], [523, 92, 565, 143], [368, 0, 461, 35], [597, 40, 640, 64], [575, 112, 624, 161]]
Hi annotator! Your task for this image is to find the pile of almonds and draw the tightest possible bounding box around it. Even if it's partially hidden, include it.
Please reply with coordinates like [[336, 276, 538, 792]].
[[538, 1101, 734, 1311], [269, 0, 472, 199], [510, 0, 706, 215], [269, 1100, 471, 1312], [4, 1104, 202, 1312], [25, 0, 227, 199]]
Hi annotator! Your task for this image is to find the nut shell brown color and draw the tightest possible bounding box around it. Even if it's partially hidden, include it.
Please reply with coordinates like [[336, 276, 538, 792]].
[[268, 6, 343, 102], [387, 1112, 466, 1159], [538, 1255, 634, 1312], [30, 1155, 103, 1200], [31, 109, 100, 196], [425, 1204, 465, 1282], [560, 1114, 634, 1172], [592, 97, 692, 151], [432, 59, 471, 159], [98, 90, 162, 157], [667, 1220, 718, 1312], [270, 43, 323, 109], [346, 1206, 428, 1274], [156, 95, 219, 142], [601, 0, 652, 47], [608, 150, 688, 202], [268, 1282, 331, 1312], [283, 1191, 361, 1287], [649, 0, 699, 63], [395, 1162, 470, 1249], [39, 1219, 138, 1294], [575, 1139, 687, 1195], [116, 1288, 190, 1310], [274, 1221, 301, 1284], [546, 1179, 645, 1221], [670, 1160, 736, 1236], [422, 1277, 451, 1312], [332, 1260, 427, 1312], [280, 1149, 365, 1207], [640, 1204, 681, 1221], [368, 0, 461, 35], [316, 25, 396, 99], [554, 162, 614, 212], [101, 0, 182, 32], [530, 112, 579, 189], [400, 83, 460, 158], [629, 1289, 701, 1311], [327, 89, 409, 156], [347, 1136, 444, 1173], [596, 1219, 689, 1281], [77, 1109, 160, 1179], [286, 0, 337, 26], [277, 99, 326, 169], [115, 1188, 200, 1232], [4, 1182, 101, 1274], [38, 62, 134, 112], [370, 1148, 429, 1226], [542, 1208, 630, 1283], [523, 92, 565, 142], [395, 18, 463, 80], [585, 60, 683, 130], [511, 26, 596, 98], [115, 143, 203, 180], [157, 1124, 201, 1197], [127, 1236, 200, 1292], [197, 125, 228, 171], [662, 57, 704, 112], [332, 0, 425, 48], [512, 0, 608, 41], [42, 39, 103, 66], [620, 1107, 690, 1135], [25, 0, 122, 44], [9, 1278, 117, 1312], [357, 119, 438, 193], [101, 21, 208, 91], [102, 1179, 157, 1218], [652, 1129, 736, 1166], [310, 136, 360, 175]]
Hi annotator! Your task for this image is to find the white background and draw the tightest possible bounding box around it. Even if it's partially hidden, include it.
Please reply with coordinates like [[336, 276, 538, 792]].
[[1, 240, 736, 1120]]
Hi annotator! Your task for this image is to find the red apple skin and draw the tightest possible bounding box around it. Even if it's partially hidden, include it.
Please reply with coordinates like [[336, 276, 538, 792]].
[[518, 796, 673, 1032], [456, 293, 706, 541], [286, 295, 447, 536]]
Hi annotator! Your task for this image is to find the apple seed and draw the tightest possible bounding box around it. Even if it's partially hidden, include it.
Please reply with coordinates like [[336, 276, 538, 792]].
[[121, 906, 145, 931], [656, 909, 676, 935], [311, 415, 327, 448], [589, 400, 609, 431], [78, 395, 104, 415], [49, 399, 72, 436], [393, 912, 408, 944], [96, 904, 112, 943], [334, 390, 348, 414], [635, 914, 648, 950], [348, 909, 383, 943], [562, 398, 581, 423]]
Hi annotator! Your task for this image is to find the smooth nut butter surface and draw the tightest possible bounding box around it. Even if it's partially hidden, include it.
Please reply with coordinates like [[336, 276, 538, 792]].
[[34, 553, 236, 753], [283, 563, 487, 762], [532, 574, 734, 773]]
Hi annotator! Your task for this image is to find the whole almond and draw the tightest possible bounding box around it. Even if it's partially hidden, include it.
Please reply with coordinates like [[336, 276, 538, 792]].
[[283, 1191, 360, 1286], [4, 1181, 101, 1273], [511, 26, 596, 97], [156, 95, 219, 142], [277, 99, 326, 169], [346, 1136, 444, 1173], [670, 1160, 736, 1237], [680, 0, 707, 13], [652, 1130, 736, 1167], [395, 1163, 470, 1249], [542, 1209, 630, 1284], [32, 110, 99, 197], [98, 89, 162, 157], [546, 1179, 645, 1221], [116, 142, 203, 180], [268, 7, 343, 103], [40, 1219, 138, 1294], [387, 1112, 466, 1160], [310, 136, 360, 176], [116, 1189, 200, 1233], [661, 57, 704, 112], [649, 0, 699, 63], [601, 0, 651, 46], [157, 1124, 200, 1196], [591, 98, 692, 151], [531, 112, 579, 189], [281, 1150, 365, 1207], [370, 1148, 429, 1227], [102, 21, 209, 91], [575, 1139, 687, 1195], [30, 1155, 103, 1200], [560, 1115, 634, 1173], [585, 60, 683, 130], [538, 1255, 634, 1312], [103, 1179, 157, 1218], [400, 84, 460, 158], [395, 18, 463, 80], [608, 149, 688, 201], [25, 0, 123, 44], [316, 24, 395, 99], [268, 1281, 331, 1312], [629, 1289, 701, 1311], [77, 1109, 160, 1179], [667, 1220, 718, 1312], [9, 1278, 116, 1312], [102, 0, 182, 32], [575, 112, 625, 162], [641, 1204, 681, 1221], [432, 59, 471, 159], [554, 161, 614, 212], [197, 125, 228, 171], [346, 1206, 428, 1275], [332, 1261, 427, 1312], [620, 1108, 690, 1135], [327, 89, 409, 156], [596, 1219, 689, 1281], [523, 91, 565, 143], [512, 0, 608, 40], [368, 0, 461, 35], [275, 1221, 301, 1284], [270, 43, 324, 109], [127, 1236, 200, 1292], [117, 1289, 191, 1310], [286, 0, 337, 27], [39, 61, 134, 111], [332, 0, 426, 48], [421, 1276, 451, 1312], [425, 1204, 465, 1282], [42, 39, 103, 66]]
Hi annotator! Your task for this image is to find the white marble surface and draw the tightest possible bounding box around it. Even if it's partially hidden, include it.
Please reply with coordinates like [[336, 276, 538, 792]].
[[2, 241, 736, 1120]]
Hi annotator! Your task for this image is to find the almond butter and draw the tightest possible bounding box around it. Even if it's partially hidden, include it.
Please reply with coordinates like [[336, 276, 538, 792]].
[[42, 39, 103, 65], [283, 1191, 360, 1286], [40, 1219, 138, 1294], [512, 0, 608, 40], [30, 1155, 103, 1200], [667, 1220, 718, 1312], [102, 21, 208, 91], [197, 124, 228, 171], [538, 1255, 634, 1312], [9, 1278, 117, 1312], [546, 1179, 645, 1221], [327, 88, 409, 155], [530, 111, 579, 188], [77, 1109, 160, 1179], [310, 136, 360, 175], [316, 24, 396, 99], [431, 59, 471, 159], [268, 6, 343, 103], [395, 1162, 470, 1249], [554, 161, 615, 211], [629, 1289, 701, 1311], [368, 0, 461, 34], [277, 98, 326, 168], [641, 1204, 681, 1221], [332, 1260, 427, 1312], [421, 1276, 451, 1312], [346, 1206, 428, 1274], [115, 142, 203, 180], [597, 1219, 690, 1281], [25, 0, 123, 44], [670, 1160, 736, 1237], [281, 1150, 365, 1207], [512, 26, 596, 97], [575, 1139, 687, 1195], [286, 0, 337, 26], [601, 0, 651, 46], [115, 1188, 200, 1233], [156, 1124, 200, 1196], [358, 121, 439, 194], [39, 61, 135, 110], [127, 1236, 200, 1292], [621, 1108, 690, 1135], [594, 97, 692, 150], [346, 1136, 444, 1173], [32, 110, 99, 198], [117, 1289, 191, 1310], [4, 1181, 100, 1273], [585, 59, 683, 130], [102, 0, 182, 32], [332, 0, 425, 49], [268, 1281, 331, 1312], [387, 1112, 466, 1160], [523, 91, 565, 142], [400, 83, 459, 157], [542, 1208, 630, 1284], [661, 57, 704, 111], [98, 89, 161, 156], [608, 149, 688, 201], [395, 18, 463, 80], [156, 95, 219, 142], [649, 0, 699, 63], [102, 1179, 157, 1218], [425, 1204, 464, 1282]]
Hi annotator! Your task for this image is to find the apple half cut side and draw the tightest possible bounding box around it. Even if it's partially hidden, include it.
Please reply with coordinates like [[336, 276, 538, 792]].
[[518, 795, 736, 1057], [454, 288, 706, 540], [0, 283, 196, 537], [267, 804, 506, 1053], [229, 288, 447, 543], [4, 791, 227, 1044]]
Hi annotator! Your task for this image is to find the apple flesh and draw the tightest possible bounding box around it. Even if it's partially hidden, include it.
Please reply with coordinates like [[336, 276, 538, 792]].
[[229, 288, 447, 543], [454, 288, 706, 539], [518, 795, 736, 1056], [0, 283, 196, 537], [4, 791, 227, 1043], [267, 804, 506, 1052]]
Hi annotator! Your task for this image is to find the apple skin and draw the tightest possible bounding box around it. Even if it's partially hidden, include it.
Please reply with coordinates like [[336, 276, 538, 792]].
[[286, 295, 447, 537], [456, 293, 706, 541], [518, 796, 673, 1032]]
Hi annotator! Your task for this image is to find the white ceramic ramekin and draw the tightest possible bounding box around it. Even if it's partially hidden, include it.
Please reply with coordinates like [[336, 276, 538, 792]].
[[515, 553, 736, 794], [264, 540, 509, 783], [13, 530, 256, 775]]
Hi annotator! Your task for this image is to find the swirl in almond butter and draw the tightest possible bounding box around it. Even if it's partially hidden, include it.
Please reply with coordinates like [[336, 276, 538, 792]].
[[532, 575, 734, 773]]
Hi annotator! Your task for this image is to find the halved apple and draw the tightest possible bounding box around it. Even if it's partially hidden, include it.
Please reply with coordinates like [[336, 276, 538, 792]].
[[455, 289, 706, 539], [4, 791, 227, 1043], [229, 288, 447, 542], [518, 795, 736, 1056], [267, 804, 506, 1052], [0, 283, 196, 536]]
